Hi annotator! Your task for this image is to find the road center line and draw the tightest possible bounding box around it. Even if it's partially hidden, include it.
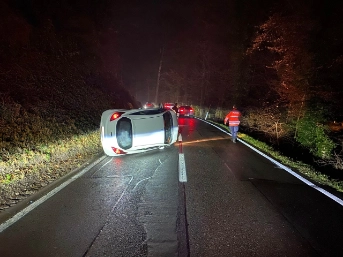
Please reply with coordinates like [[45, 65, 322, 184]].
[[179, 153, 187, 182], [178, 133, 187, 182]]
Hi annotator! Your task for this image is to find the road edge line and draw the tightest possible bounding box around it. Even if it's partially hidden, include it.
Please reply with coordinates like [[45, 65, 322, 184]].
[[0, 155, 107, 233]]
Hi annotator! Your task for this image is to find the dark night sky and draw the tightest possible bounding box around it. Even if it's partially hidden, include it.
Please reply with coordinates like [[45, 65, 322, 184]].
[[113, 0, 195, 101], [113, 0, 240, 102]]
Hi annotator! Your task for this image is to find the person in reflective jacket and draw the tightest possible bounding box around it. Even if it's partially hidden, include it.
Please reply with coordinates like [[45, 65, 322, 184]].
[[224, 105, 241, 143]]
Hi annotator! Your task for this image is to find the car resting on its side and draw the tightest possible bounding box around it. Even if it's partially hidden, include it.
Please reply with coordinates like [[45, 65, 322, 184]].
[[100, 107, 179, 156]]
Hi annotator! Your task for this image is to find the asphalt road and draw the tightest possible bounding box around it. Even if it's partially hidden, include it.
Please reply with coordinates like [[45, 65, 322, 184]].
[[0, 117, 343, 257], [179, 118, 343, 257]]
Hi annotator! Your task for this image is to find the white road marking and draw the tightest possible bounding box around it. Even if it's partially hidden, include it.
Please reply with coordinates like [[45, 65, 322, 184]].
[[199, 118, 343, 207], [0, 155, 107, 233], [178, 132, 187, 182], [179, 153, 187, 182]]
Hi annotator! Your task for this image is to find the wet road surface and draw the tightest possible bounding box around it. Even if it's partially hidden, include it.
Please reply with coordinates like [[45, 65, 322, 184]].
[[1, 117, 343, 256]]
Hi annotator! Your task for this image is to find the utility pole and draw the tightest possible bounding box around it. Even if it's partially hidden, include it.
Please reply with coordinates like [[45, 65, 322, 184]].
[[155, 46, 164, 103]]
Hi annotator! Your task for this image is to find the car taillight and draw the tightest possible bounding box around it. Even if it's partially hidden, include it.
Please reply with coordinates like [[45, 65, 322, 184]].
[[111, 147, 127, 155], [110, 112, 124, 121]]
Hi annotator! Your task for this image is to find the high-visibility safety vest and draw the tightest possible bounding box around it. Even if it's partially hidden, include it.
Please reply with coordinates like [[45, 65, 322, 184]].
[[224, 109, 241, 126]]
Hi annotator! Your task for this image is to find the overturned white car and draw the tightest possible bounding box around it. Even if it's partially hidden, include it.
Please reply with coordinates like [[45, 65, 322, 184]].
[[100, 107, 179, 156]]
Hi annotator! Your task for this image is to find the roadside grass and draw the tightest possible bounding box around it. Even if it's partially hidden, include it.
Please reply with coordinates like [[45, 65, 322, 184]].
[[212, 121, 343, 193], [0, 130, 101, 208]]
